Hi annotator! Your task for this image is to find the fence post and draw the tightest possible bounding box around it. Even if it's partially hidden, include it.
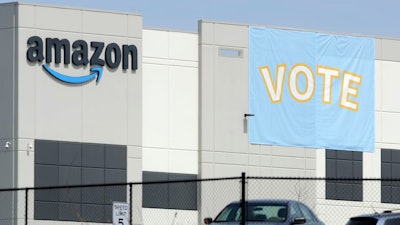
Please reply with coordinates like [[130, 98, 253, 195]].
[[240, 172, 246, 225], [25, 188, 28, 225], [129, 183, 133, 225]]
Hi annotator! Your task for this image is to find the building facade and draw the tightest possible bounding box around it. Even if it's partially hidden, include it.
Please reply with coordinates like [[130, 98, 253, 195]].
[[1, 2, 400, 225]]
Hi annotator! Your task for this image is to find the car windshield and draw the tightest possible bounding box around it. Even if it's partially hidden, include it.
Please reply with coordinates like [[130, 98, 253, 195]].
[[346, 217, 377, 225], [214, 202, 288, 222]]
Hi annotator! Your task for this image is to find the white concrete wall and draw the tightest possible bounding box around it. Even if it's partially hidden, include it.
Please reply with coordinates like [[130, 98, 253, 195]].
[[17, 4, 142, 147], [15, 2, 143, 185], [142, 29, 198, 175], [199, 21, 318, 178]]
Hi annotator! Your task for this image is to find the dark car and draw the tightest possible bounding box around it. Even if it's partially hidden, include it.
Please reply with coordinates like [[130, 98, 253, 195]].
[[346, 210, 400, 225], [204, 199, 325, 225]]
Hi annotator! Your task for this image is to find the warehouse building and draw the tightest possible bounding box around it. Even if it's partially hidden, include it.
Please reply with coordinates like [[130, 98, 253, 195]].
[[1, 2, 400, 225]]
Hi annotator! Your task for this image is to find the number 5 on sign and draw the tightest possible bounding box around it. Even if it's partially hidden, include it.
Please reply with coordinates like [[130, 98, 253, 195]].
[[113, 202, 129, 225]]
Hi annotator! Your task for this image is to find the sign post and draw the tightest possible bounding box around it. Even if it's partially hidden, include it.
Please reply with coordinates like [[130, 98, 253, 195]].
[[113, 202, 130, 225]]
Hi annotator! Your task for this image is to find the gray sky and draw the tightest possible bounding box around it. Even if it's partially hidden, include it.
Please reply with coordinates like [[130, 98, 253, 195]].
[[2, 0, 400, 38]]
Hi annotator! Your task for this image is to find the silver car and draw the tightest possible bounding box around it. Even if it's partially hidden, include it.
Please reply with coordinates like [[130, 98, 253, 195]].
[[204, 199, 325, 225], [346, 210, 400, 225]]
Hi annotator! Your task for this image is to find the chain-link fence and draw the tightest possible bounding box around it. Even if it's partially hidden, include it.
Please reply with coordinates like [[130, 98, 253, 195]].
[[0, 174, 399, 225]]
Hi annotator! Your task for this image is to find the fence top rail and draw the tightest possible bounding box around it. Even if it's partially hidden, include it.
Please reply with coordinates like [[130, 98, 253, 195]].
[[247, 176, 388, 181], [0, 176, 396, 192], [0, 176, 242, 192]]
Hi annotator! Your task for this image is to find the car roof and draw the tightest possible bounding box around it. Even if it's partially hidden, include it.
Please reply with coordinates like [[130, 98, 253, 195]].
[[228, 199, 296, 205], [351, 211, 400, 220]]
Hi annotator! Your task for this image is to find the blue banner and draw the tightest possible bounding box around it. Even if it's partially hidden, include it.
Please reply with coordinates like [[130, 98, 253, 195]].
[[249, 27, 375, 152]]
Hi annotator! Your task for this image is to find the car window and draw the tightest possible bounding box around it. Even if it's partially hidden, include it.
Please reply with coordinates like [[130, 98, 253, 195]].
[[384, 218, 400, 225], [214, 202, 288, 222], [346, 217, 377, 225], [298, 203, 317, 222], [214, 203, 241, 222], [247, 203, 288, 222]]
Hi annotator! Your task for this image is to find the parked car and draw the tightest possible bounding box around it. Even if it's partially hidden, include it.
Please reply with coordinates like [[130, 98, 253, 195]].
[[204, 199, 325, 225], [346, 210, 400, 225]]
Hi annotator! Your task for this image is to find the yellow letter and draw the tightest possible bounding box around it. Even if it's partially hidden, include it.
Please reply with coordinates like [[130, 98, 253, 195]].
[[259, 65, 286, 103], [289, 64, 314, 102], [340, 71, 362, 112], [317, 65, 340, 104]]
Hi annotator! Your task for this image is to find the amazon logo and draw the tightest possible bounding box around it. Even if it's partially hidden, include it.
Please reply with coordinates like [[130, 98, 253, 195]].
[[26, 36, 138, 84]]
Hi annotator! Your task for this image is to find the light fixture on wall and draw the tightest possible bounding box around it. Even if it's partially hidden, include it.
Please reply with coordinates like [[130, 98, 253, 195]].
[[244, 113, 255, 118], [243, 114, 255, 134], [5, 141, 11, 149]]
